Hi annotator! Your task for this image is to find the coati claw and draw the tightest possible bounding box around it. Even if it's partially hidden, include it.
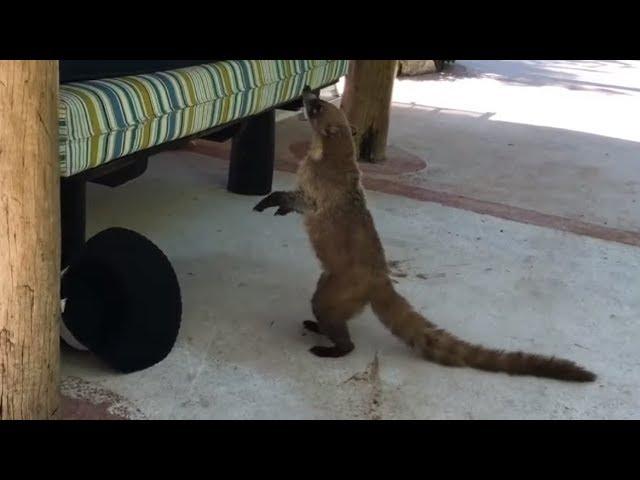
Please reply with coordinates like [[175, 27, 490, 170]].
[[253, 201, 269, 212], [253, 192, 284, 213], [275, 206, 294, 216]]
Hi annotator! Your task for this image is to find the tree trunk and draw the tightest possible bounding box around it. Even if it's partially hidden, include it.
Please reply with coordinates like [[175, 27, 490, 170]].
[[0, 61, 60, 419], [340, 60, 398, 163]]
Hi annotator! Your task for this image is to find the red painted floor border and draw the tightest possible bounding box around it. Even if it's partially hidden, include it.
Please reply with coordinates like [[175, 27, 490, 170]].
[[183, 140, 640, 248]]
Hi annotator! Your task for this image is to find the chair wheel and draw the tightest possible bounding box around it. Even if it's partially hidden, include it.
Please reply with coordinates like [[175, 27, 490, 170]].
[[61, 227, 182, 373]]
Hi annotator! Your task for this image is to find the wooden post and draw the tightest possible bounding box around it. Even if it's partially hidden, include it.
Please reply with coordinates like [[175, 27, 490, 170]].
[[340, 60, 398, 163], [0, 61, 60, 419]]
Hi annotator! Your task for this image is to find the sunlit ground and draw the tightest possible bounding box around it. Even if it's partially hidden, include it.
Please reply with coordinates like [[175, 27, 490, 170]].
[[337, 60, 640, 142]]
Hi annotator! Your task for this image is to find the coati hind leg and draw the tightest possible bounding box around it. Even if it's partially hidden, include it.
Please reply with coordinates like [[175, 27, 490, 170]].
[[303, 272, 330, 335], [307, 273, 368, 358]]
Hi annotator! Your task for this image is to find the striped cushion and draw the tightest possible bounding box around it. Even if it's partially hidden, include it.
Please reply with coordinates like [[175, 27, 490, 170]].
[[59, 60, 349, 177]]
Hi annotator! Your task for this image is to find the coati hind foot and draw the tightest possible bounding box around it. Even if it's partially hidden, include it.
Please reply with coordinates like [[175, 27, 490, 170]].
[[303, 320, 322, 334], [305, 320, 355, 358], [304, 320, 353, 357], [310, 344, 354, 358]]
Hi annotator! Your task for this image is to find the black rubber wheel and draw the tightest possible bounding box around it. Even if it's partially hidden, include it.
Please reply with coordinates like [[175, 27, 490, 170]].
[[61, 227, 182, 373]]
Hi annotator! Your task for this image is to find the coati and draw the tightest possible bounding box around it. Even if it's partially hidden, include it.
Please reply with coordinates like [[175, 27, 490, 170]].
[[253, 86, 596, 382]]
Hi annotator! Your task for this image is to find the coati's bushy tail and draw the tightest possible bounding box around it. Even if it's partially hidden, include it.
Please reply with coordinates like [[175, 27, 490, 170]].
[[370, 278, 596, 382]]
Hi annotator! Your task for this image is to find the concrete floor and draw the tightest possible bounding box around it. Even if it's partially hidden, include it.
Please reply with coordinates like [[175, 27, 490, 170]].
[[386, 60, 640, 233], [61, 61, 640, 419]]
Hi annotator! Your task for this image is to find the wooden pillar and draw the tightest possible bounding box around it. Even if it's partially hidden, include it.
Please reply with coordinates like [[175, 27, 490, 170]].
[[340, 60, 398, 163], [0, 61, 60, 419]]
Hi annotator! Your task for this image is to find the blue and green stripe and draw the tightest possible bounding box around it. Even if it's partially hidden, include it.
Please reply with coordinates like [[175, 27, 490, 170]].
[[59, 59, 349, 177]]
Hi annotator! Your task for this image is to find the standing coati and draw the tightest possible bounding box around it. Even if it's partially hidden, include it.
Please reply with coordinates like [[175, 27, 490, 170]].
[[253, 86, 596, 382]]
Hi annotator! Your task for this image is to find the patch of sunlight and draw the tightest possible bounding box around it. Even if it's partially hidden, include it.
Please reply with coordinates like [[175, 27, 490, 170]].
[[360, 61, 640, 143]]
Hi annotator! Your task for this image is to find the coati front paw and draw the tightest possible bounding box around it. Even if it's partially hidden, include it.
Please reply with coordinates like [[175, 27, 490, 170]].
[[253, 192, 284, 212]]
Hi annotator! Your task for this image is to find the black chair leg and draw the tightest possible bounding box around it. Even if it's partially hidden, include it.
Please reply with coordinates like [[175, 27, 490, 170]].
[[227, 109, 275, 196]]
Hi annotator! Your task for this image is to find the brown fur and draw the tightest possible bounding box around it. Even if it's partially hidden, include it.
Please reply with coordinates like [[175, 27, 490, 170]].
[[254, 87, 596, 382]]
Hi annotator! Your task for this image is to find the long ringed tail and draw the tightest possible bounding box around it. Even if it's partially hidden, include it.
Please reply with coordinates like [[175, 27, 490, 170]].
[[370, 278, 596, 382]]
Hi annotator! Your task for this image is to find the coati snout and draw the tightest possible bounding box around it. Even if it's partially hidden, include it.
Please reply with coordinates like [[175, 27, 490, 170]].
[[302, 85, 357, 137], [302, 86, 322, 119]]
